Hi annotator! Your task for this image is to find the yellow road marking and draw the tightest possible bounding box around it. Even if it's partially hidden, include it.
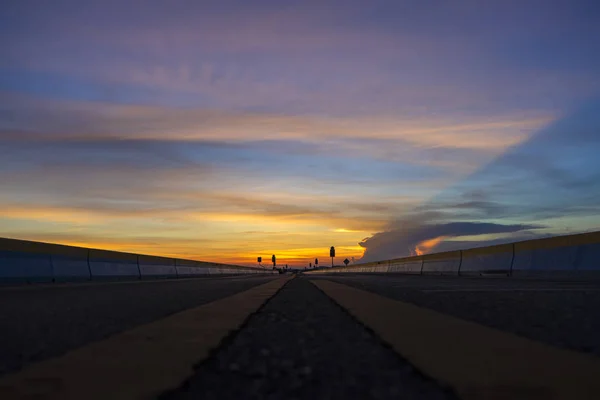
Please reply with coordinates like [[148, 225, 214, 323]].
[[0, 277, 290, 400], [311, 279, 600, 400]]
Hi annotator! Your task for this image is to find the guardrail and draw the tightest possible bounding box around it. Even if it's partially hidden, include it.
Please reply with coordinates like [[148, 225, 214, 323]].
[[305, 231, 600, 278], [0, 237, 273, 283]]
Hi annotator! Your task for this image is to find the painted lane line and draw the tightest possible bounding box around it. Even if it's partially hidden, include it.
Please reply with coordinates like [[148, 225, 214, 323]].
[[0, 277, 291, 400], [311, 279, 600, 400]]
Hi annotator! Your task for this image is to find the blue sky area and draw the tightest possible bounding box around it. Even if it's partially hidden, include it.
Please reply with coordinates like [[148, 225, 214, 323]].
[[1, 0, 600, 265]]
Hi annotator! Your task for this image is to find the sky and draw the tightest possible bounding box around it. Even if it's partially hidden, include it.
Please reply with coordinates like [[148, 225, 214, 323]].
[[1, 0, 600, 266]]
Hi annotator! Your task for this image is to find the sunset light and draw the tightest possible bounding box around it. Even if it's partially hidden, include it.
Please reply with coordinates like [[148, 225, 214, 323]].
[[2, 0, 599, 266]]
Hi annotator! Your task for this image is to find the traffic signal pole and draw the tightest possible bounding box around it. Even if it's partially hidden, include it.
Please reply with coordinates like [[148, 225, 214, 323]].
[[330, 246, 335, 268]]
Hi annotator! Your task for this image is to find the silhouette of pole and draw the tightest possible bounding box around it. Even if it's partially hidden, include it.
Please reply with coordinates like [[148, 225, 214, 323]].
[[330, 246, 335, 268]]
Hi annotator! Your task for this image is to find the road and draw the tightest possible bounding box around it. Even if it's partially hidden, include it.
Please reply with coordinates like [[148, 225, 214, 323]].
[[1, 273, 600, 399], [0, 275, 278, 376], [164, 277, 454, 400], [315, 273, 600, 356]]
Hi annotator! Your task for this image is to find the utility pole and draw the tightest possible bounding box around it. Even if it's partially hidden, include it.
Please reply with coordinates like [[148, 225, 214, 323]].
[[330, 246, 335, 267]]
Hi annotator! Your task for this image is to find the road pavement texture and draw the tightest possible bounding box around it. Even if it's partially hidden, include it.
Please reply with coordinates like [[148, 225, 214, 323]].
[[3, 274, 600, 399], [316, 274, 600, 356], [162, 277, 456, 400], [0, 275, 277, 376]]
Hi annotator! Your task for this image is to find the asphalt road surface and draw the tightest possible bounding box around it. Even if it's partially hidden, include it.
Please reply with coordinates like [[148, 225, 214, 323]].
[[3, 273, 600, 399], [0, 275, 278, 376], [163, 277, 456, 400], [314, 273, 600, 356]]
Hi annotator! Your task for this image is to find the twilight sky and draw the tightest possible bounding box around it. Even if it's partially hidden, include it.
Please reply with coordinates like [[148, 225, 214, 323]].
[[1, 0, 600, 266]]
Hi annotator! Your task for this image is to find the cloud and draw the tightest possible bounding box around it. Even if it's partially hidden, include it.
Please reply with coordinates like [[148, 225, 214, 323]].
[[427, 99, 600, 222], [359, 219, 542, 261], [0, 92, 558, 265], [2, 2, 599, 265], [1, 93, 548, 234], [358, 99, 600, 262], [4, 0, 598, 118], [0, 91, 547, 158]]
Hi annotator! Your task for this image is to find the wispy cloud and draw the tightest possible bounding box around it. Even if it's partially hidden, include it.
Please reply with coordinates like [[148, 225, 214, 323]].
[[1, 92, 547, 151], [359, 100, 600, 261], [1, 1, 599, 265], [360, 219, 542, 262]]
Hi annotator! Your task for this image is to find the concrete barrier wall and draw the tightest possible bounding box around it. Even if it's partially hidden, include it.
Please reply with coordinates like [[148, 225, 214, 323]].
[[512, 232, 600, 278], [175, 259, 199, 277], [422, 251, 461, 275], [88, 249, 139, 279], [460, 244, 513, 276], [50, 245, 90, 281], [389, 256, 423, 274], [0, 238, 89, 283], [0, 237, 268, 283], [0, 248, 53, 282], [576, 241, 600, 271], [138, 255, 177, 278], [307, 260, 392, 275], [351, 261, 384, 273], [305, 231, 600, 278]]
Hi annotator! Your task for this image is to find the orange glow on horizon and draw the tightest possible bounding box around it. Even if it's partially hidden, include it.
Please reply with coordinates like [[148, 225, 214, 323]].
[[3, 235, 366, 268], [414, 236, 447, 256]]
